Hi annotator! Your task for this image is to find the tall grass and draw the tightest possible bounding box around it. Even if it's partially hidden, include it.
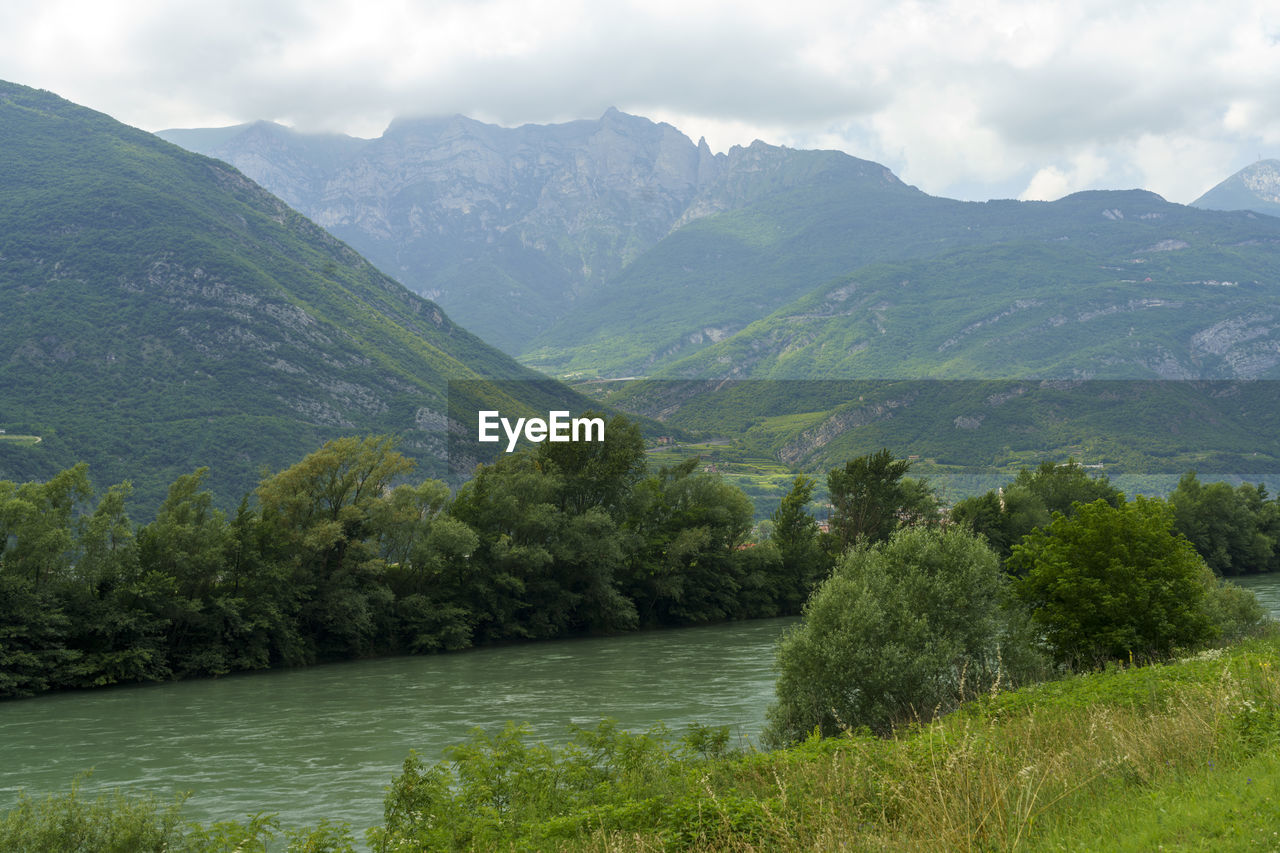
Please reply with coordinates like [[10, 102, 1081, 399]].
[[570, 635, 1280, 851]]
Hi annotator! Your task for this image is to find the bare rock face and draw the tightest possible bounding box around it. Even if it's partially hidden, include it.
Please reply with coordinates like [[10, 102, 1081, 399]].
[[162, 110, 744, 351], [161, 111, 895, 356]]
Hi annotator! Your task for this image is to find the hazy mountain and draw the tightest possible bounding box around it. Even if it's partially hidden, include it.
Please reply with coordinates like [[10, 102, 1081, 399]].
[[160, 110, 730, 351], [1192, 159, 1280, 218], [161, 114, 1280, 386], [0, 81, 573, 512]]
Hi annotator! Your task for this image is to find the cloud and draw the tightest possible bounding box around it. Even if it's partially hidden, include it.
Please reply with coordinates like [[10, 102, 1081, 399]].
[[1, 0, 1279, 201]]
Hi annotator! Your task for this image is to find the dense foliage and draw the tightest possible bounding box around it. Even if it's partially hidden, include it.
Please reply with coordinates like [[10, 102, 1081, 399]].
[[825, 448, 937, 549], [1008, 497, 1219, 665], [957, 461, 1280, 578], [1168, 471, 1280, 576], [951, 460, 1123, 563], [765, 525, 1034, 743], [764, 455, 1268, 742], [0, 424, 807, 700]]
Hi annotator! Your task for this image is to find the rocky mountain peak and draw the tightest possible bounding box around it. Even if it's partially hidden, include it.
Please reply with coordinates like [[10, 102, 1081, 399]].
[[1237, 159, 1280, 203], [158, 110, 923, 355], [1192, 158, 1280, 218]]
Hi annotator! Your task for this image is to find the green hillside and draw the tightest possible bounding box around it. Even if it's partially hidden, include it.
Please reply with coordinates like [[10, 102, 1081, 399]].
[[528, 181, 1280, 380], [650, 192, 1280, 381], [0, 81, 579, 513], [599, 378, 1280, 503]]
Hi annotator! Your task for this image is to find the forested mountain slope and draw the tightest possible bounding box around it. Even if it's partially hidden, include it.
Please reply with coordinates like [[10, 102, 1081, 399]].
[[0, 81, 572, 512], [655, 190, 1280, 380]]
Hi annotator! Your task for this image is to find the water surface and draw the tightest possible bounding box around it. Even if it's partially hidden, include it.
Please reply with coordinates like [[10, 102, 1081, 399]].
[[1231, 571, 1280, 620], [0, 617, 796, 833]]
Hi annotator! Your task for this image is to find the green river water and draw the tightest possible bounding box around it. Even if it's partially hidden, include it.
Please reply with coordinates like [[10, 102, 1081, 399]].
[[0, 616, 798, 834]]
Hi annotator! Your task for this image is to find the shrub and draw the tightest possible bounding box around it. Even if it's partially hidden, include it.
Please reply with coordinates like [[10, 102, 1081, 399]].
[[1009, 497, 1218, 666], [764, 525, 1019, 744]]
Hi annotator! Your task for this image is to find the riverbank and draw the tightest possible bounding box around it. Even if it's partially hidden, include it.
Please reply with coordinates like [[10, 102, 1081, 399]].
[[5, 628, 1279, 851]]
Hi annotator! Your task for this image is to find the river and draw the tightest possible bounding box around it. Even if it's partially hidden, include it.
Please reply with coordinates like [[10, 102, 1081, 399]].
[[5, 572, 1280, 838], [0, 616, 798, 835]]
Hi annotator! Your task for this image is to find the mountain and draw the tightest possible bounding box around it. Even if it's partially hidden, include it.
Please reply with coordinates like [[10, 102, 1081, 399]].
[[160, 110, 728, 352], [594, 187, 1280, 478], [160, 116, 1280, 383], [1192, 160, 1280, 218], [155, 109, 1280, 486], [0, 81, 576, 513], [160, 112, 930, 362], [649, 189, 1280, 381]]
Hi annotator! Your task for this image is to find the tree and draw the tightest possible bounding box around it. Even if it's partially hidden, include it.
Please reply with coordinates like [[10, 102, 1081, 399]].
[[1009, 497, 1217, 666], [952, 462, 1119, 569], [765, 525, 1011, 743], [451, 449, 637, 641], [769, 474, 829, 610], [256, 436, 414, 658], [621, 458, 761, 625], [1010, 460, 1121, 517], [0, 464, 92, 587], [78, 481, 140, 592], [138, 469, 231, 599], [535, 412, 646, 519], [257, 436, 415, 569], [825, 449, 936, 551], [1169, 472, 1277, 576]]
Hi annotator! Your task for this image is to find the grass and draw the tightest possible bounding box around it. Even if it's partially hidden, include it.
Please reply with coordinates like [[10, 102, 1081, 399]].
[[1035, 749, 1280, 851], [0, 434, 41, 446], [552, 634, 1280, 852]]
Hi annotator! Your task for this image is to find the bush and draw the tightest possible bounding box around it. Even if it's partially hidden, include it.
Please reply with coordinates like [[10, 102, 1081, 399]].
[[764, 525, 1023, 744], [0, 783, 188, 853], [1009, 497, 1218, 666], [1202, 579, 1268, 641], [367, 719, 726, 850]]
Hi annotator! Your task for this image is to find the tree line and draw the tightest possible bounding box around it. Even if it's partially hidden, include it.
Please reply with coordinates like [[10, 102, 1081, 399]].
[[0, 415, 823, 699], [3, 425, 1275, 704], [764, 456, 1272, 745]]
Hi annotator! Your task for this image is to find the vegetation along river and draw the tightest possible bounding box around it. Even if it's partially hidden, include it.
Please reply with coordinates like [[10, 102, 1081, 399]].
[[0, 615, 799, 834]]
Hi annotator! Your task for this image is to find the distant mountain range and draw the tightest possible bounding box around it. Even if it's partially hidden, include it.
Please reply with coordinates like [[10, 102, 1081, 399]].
[[159, 111, 841, 355], [161, 115, 1280, 383], [0, 81, 579, 512]]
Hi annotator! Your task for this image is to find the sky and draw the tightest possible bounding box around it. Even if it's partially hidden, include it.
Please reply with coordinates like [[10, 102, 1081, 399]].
[[2, 0, 1278, 204]]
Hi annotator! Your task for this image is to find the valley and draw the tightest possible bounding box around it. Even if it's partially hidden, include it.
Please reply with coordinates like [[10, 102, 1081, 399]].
[[5, 69, 1280, 853]]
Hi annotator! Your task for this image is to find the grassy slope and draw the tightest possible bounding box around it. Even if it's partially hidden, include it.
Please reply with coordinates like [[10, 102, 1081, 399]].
[[565, 632, 1280, 851]]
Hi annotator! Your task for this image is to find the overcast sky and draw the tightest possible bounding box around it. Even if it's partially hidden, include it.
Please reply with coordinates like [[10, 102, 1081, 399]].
[[2, 0, 1277, 203]]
